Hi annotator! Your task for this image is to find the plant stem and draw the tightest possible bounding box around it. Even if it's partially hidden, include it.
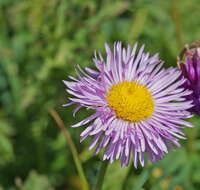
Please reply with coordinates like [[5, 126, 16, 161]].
[[49, 109, 89, 190], [93, 161, 109, 190]]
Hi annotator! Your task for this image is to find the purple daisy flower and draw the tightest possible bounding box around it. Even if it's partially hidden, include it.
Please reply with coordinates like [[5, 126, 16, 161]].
[[63, 42, 193, 167], [179, 48, 200, 115]]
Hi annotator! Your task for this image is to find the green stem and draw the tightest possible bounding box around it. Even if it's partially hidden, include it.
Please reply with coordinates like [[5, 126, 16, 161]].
[[93, 161, 109, 190], [49, 109, 89, 190]]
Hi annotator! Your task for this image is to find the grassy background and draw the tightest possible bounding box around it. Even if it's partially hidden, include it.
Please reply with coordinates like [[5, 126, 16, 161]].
[[0, 0, 200, 189]]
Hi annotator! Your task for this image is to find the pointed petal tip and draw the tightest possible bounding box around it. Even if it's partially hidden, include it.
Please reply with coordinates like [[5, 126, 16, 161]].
[[62, 80, 67, 85]]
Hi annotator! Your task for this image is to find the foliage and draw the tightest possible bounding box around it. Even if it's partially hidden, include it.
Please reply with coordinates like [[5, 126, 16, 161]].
[[0, 0, 200, 189]]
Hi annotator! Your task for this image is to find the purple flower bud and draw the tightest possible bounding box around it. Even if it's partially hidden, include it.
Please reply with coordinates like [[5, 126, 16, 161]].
[[179, 48, 200, 114]]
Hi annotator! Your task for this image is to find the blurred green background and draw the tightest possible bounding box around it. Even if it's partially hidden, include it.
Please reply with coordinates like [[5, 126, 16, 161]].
[[0, 0, 200, 189]]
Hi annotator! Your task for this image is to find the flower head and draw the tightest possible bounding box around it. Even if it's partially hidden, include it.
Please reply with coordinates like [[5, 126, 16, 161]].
[[179, 48, 200, 115], [63, 42, 193, 167]]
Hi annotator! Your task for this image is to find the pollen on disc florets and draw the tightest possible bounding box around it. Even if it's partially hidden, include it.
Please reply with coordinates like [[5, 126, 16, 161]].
[[107, 81, 154, 122]]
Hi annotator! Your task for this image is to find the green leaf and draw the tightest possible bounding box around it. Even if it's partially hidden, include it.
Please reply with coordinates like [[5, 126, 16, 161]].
[[21, 171, 53, 190], [102, 161, 131, 190]]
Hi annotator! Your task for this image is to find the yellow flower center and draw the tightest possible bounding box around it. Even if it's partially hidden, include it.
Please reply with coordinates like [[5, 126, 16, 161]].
[[107, 81, 154, 122]]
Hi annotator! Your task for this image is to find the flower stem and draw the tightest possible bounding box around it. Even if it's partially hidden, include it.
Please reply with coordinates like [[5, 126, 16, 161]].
[[93, 161, 109, 190], [49, 109, 89, 190]]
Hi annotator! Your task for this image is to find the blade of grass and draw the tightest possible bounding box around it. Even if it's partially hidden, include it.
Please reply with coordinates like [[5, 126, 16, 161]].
[[128, 8, 148, 42], [170, 0, 183, 49], [93, 161, 109, 190], [132, 169, 149, 190], [48, 109, 89, 190]]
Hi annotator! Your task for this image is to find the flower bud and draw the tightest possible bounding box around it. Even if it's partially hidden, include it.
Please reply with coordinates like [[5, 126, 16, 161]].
[[179, 47, 200, 114]]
